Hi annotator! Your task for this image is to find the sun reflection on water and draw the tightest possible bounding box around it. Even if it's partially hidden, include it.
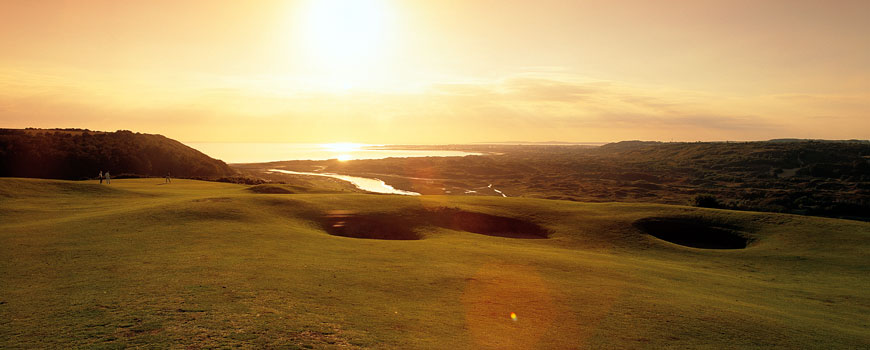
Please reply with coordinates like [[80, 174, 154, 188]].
[[322, 142, 366, 153]]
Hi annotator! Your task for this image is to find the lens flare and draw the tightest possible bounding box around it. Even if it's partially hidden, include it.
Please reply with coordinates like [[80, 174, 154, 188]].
[[510, 312, 517, 322]]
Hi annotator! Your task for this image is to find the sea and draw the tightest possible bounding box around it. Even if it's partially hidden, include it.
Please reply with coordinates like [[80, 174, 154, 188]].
[[184, 142, 481, 164], [183, 142, 596, 196]]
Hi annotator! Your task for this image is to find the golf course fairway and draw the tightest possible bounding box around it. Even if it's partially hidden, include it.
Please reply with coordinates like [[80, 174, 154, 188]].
[[1, 178, 867, 349]]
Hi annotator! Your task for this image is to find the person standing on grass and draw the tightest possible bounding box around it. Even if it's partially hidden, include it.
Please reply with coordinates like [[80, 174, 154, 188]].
[[105, 171, 111, 184], [99, 171, 103, 184], [165, 171, 171, 183]]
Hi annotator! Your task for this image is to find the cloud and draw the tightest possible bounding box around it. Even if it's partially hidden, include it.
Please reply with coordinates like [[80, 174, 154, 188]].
[[0, 66, 865, 142], [578, 113, 774, 131], [421, 76, 780, 133], [498, 77, 598, 102]]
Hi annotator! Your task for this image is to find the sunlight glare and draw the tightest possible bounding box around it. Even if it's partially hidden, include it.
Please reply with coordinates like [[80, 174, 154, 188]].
[[322, 142, 365, 153], [298, 0, 394, 88]]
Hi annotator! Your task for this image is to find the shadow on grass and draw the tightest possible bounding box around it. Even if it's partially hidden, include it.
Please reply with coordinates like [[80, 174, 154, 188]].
[[633, 217, 750, 249], [321, 207, 551, 240]]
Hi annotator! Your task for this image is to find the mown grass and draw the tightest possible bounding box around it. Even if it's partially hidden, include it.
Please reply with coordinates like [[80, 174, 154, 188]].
[[1, 178, 868, 349]]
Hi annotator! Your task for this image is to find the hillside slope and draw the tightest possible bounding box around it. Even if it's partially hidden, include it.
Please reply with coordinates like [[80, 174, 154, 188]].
[[1, 178, 867, 349], [0, 128, 235, 179]]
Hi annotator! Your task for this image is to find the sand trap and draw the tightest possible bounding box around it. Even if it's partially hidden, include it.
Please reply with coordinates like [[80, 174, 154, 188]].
[[426, 208, 550, 239], [633, 217, 749, 249], [320, 208, 550, 240], [322, 210, 422, 240]]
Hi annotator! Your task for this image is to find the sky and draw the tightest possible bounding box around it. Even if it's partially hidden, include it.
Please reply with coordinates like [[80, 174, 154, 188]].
[[1, 0, 868, 143]]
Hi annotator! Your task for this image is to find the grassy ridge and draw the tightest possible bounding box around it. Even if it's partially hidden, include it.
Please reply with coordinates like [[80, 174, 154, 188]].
[[0, 129, 235, 179], [1, 178, 868, 349]]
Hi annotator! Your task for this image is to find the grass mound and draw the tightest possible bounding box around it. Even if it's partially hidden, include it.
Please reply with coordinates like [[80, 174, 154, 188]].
[[0, 178, 134, 198], [248, 181, 360, 194], [248, 184, 301, 194], [633, 216, 750, 249], [320, 207, 550, 240]]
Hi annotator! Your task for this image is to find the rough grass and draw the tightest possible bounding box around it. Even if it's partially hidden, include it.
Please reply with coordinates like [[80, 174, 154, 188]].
[[1, 178, 868, 349]]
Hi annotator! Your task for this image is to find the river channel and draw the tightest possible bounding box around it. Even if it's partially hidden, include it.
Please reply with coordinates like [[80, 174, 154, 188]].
[[267, 169, 421, 196]]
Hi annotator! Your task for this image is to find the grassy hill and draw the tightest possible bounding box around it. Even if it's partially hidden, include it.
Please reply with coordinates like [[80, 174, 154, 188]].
[[1, 178, 867, 349], [0, 128, 235, 180]]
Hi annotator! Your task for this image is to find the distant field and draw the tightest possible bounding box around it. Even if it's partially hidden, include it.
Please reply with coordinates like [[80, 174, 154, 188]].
[[1, 178, 868, 349], [244, 140, 870, 221]]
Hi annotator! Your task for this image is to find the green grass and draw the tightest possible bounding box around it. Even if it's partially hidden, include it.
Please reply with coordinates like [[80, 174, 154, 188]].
[[1, 178, 868, 349]]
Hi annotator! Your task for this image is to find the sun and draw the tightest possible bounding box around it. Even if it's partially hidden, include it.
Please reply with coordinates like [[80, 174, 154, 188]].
[[298, 0, 394, 87]]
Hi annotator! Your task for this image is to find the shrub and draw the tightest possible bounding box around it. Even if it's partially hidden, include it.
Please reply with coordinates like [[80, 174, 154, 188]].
[[692, 194, 721, 208]]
